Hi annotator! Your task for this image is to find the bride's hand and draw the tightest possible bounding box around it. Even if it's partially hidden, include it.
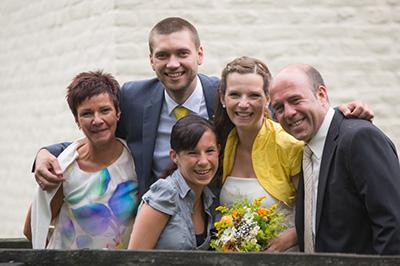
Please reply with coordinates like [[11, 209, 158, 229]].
[[263, 229, 298, 252]]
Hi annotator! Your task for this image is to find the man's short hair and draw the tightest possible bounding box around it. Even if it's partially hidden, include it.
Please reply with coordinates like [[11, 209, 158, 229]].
[[148, 17, 200, 54]]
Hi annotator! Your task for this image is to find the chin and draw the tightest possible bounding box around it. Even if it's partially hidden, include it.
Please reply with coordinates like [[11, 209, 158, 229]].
[[92, 136, 114, 146]]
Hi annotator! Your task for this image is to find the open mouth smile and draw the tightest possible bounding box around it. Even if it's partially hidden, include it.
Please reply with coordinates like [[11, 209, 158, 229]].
[[194, 169, 211, 175], [167, 72, 184, 78], [290, 119, 303, 127], [92, 128, 108, 134], [236, 112, 252, 118]]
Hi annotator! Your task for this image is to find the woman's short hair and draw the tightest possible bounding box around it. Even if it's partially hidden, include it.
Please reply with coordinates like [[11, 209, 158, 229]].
[[66, 70, 120, 120]]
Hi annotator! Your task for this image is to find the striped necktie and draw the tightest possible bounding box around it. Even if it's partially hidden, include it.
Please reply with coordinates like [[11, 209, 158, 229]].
[[303, 144, 315, 253]]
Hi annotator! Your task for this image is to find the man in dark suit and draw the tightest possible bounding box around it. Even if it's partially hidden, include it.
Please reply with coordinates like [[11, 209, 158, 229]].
[[269, 63, 400, 255]]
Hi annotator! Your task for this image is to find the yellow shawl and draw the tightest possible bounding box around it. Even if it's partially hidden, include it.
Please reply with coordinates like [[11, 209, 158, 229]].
[[222, 119, 303, 204]]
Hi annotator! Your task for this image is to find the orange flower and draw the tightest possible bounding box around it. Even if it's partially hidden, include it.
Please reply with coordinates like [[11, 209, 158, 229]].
[[222, 242, 235, 252], [257, 208, 269, 216], [233, 210, 239, 219]]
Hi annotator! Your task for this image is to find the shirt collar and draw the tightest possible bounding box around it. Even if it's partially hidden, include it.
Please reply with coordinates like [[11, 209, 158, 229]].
[[165, 76, 203, 116], [171, 168, 216, 208], [171, 169, 193, 199], [308, 107, 335, 160]]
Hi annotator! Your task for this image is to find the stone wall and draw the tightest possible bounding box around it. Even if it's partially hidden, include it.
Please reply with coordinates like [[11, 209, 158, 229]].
[[0, 0, 399, 237]]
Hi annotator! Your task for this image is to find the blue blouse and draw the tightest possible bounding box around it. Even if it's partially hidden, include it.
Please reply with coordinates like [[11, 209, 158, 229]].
[[139, 169, 218, 250]]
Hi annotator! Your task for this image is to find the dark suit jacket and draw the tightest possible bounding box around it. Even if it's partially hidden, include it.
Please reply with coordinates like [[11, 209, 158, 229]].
[[296, 109, 400, 255], [44, 74, 220, 195]]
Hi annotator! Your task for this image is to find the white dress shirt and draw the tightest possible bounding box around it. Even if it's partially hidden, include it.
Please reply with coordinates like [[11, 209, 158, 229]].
[[306, 107, 335, 235], [152, 76, 209, 179]]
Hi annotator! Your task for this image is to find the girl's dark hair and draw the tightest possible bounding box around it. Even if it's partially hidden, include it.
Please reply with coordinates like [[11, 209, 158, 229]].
[[159, 115, 216, 179], [66, 70, 120, 120]]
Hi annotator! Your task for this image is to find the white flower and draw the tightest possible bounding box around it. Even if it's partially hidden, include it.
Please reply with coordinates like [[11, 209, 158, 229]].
[[221, 234, 230, 244], [251, 225, 260, 235], [221, 227, 237, 244]]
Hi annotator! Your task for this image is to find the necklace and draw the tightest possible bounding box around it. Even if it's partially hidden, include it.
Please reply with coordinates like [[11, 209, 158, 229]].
[[191, 196, 202, 214]]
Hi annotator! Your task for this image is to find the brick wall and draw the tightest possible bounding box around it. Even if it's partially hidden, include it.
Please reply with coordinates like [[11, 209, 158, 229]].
[[0, 0, 398, 237]]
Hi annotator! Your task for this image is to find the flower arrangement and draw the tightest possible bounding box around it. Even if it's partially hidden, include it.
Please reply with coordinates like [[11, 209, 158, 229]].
[[210, 196, 286, 252]]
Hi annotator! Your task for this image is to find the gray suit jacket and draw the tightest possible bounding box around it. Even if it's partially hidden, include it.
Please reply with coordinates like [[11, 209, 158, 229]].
[[296, 109, 400, 255]]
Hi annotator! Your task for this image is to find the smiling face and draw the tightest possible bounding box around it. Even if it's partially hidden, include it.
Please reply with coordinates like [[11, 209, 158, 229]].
[[76, 93, 120, 147], [220, 72, 268, 134], [269, 67, 329, 142], [149, 30, 204, 104], [170, 128, 220, 191]]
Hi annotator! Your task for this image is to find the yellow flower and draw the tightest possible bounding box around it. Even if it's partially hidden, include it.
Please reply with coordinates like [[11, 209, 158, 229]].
[[220, 215, 233, 225], [254, 196, 266, 207], [216, 206, 229, 213], [256, 196, 266, 202]]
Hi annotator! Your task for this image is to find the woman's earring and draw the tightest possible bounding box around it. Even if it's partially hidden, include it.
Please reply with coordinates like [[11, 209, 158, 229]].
[[222, 104, 226, 108]]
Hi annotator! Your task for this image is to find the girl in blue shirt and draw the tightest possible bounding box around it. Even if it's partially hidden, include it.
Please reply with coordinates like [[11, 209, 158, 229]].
[[128, 115, 220, 250]]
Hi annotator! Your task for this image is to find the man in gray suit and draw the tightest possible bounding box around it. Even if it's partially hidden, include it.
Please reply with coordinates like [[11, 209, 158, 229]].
[[269, 63, 400, 254], [34, 18, 372, 195]]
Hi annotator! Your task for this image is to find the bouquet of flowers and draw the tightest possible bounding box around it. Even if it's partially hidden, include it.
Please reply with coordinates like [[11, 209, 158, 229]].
[[210, 196, 286, 252]]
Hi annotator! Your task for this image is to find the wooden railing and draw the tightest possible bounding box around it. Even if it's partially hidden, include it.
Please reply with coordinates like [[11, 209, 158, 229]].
[[1, 238, 399, 265]]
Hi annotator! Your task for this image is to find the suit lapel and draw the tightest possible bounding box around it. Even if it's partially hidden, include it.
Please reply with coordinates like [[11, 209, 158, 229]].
[[141, 83, 164, 190], [199, 74, 218, 119], [315, 110, 343, 234], [296, 169, 305, 250]]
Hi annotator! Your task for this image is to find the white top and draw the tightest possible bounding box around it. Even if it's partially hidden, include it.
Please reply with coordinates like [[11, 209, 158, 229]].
[[152, 76, 208, 178], [220, 176, 298, 252], [31, 138, 139, 249]]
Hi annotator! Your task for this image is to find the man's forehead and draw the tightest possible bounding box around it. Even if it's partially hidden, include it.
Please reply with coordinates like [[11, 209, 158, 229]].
[[152, 31, 196, 50]]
